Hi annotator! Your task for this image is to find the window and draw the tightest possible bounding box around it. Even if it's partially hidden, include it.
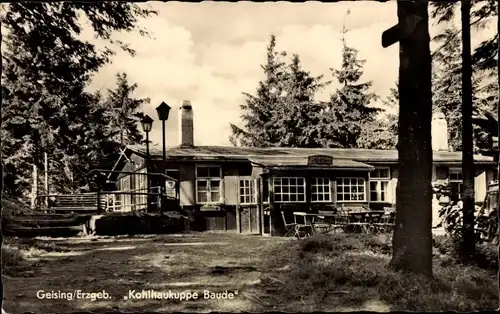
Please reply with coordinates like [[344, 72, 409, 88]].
[[449, 168, 463, 181], [120, 175, 132, 212], [273, 177, 306, 203], [369, 168, 390, 202], [196, 165, 222, 204], [239, 179, 257, 205], [336, 178, 366, 202], [311, 178, 331, 202], [165, 169, 180, 199], [449, 168, 463, 200], [263, 177, 270, 204], [136, 169, 147, 210], [370, 168, 390, 179], [370, 181, 389, 202]]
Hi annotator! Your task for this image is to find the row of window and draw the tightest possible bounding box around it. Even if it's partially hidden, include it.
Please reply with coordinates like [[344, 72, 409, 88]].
[[119, 166, 466, 206], [196, 165, 392, 205], [237, 177, 388, 205]]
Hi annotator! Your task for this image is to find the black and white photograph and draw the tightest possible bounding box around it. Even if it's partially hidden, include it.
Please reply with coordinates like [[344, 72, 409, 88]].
[[1, 1, 499, 313]]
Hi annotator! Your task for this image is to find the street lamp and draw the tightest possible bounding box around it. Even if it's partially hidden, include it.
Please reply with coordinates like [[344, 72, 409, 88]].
[[156, 101, 171, 215], [140, 115, 154, 156], [141, 115, 154, 212]]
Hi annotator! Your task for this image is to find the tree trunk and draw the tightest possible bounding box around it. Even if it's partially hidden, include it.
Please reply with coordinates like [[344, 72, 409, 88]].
[[390, 0, 433, 277], [496, 2, 500, 306], [460, 0, 476, 259]]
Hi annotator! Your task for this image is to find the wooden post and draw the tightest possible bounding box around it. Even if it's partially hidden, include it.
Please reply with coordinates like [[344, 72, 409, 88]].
[[31, 164, 38, 210], [236, 180, 241, 234], [44, 152, 49, 208], [269, 173, 277, 236], [304, 175, 311, 233], [256, 177, 262, 235], [383, 0, 433, 276], [496, 3, 500, 302], [96, 191, 101, 213]]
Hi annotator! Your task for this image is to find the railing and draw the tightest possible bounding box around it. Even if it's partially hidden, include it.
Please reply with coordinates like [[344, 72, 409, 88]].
[[35, 193, 100, 212], [99, 186, 179, 213]]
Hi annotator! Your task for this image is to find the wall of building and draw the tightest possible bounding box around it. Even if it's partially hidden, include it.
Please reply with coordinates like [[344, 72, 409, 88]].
[[179, 163, 195, 206], [224, 165, 240, 206]]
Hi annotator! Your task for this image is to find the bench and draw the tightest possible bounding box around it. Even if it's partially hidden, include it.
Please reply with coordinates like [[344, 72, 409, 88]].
[[49, 194, 99, 213]]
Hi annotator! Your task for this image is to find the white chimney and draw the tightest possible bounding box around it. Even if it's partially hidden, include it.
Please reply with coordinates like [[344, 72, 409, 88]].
[[179, 100, 194, 148], [431, 109, 449, 151]]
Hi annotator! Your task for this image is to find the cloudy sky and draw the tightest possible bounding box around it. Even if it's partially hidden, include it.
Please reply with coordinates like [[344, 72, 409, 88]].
[[85, 1, 496, 148]]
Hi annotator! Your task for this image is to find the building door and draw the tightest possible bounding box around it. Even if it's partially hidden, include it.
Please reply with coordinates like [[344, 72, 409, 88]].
[[240, 206, 260, 234], [238, 177, 260, 234], [262, 208, 271, 236]]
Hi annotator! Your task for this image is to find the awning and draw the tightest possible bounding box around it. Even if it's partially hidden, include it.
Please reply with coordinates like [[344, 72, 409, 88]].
[[249, 155, 374, 171]]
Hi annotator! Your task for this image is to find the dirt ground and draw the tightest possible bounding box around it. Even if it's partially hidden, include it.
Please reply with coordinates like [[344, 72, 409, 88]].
[[3, 233, 295, 313]]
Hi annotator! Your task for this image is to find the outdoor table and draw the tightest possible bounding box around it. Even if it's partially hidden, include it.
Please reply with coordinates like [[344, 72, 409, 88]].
[[347, 210, 385, 222], [292, 211, 389, 235], [293, 212, 343, 235]]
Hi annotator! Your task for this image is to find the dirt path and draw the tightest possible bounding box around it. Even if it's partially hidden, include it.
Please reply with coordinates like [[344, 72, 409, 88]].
[[3, 233, 292, 313]]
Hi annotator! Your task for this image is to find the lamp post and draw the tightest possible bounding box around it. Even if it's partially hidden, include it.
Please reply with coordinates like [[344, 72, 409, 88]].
[[141, 115, 154, 156], [155, 102, 171, 215], [141, 115, 154, 212]]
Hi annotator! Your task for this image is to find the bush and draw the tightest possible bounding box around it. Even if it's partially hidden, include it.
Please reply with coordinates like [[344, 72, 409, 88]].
[[271, 233, 498, 311], [2, 245, 24, 267], [94, 212, 188, 236], [433, 234, 498, 270], [299, 234, 363, 254]]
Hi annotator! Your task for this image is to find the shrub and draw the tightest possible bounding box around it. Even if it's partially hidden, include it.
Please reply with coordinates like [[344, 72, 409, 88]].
[[2, 245, 24, 267], [300, 234, 363, 255], [433, 234, 498, 270], [273, 233, 498, 312]]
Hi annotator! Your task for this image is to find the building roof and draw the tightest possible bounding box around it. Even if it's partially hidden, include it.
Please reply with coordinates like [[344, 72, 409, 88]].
[[126, 145, 495, 165]]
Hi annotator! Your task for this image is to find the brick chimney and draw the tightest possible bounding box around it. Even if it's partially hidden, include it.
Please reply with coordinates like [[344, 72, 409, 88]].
[[431, 109, 449, 151], [178, 100, 194, 148]]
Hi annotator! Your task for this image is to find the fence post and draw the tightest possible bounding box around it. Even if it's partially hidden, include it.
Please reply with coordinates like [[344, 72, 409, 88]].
[[96, 191, 101, 214]]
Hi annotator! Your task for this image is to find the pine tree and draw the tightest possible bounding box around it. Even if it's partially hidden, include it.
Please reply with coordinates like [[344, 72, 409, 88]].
[[230, 36, 328, 148], [1, 3, 156, 198], [432, 27, 466, 151], [230, 35, 288, 147], [274, 54, 328, 148], [431, 1, 498, 153], [432, 26, 494, 152], [358, 83, 399, 150], [105, 72, 150, 147], [318, 27, 379, 148]]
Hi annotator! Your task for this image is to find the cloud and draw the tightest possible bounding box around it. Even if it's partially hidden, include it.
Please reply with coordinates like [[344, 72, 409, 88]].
[[84, 1, 496, 148]]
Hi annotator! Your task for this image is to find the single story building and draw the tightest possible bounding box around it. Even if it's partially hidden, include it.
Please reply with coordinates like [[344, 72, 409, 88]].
[[106, 101, 497, 236]]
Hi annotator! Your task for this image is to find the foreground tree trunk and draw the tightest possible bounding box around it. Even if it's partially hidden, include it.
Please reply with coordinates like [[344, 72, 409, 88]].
[[390, 0, 433, 277], [460, 0, 477, 259], [496, 4, 500, 304]]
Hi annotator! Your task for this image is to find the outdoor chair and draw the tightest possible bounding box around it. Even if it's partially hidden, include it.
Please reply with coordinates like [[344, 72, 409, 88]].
[[281, 211, 299, 237], [312, 215, 333, 234], [331, 210, 350, 233], [294, 224, 312, 238], [373, 214, 394, 233], [292, 212, 314, 238]]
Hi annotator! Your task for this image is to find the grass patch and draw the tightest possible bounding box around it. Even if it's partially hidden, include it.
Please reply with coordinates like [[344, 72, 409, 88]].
[[433, 235, 498, 270], [264, 233, 497, 312], [2, 245, 25, 267]]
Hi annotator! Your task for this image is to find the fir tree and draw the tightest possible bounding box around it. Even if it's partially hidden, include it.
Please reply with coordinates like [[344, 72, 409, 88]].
[[358, 82, 399, 150], [318, 27, 379, 148], [230, 35, 289, 147], [432, 26, 494, 152], [277, 54, 329, 148], [105, 72, 150, 147], [1, 3, 156, 198]]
